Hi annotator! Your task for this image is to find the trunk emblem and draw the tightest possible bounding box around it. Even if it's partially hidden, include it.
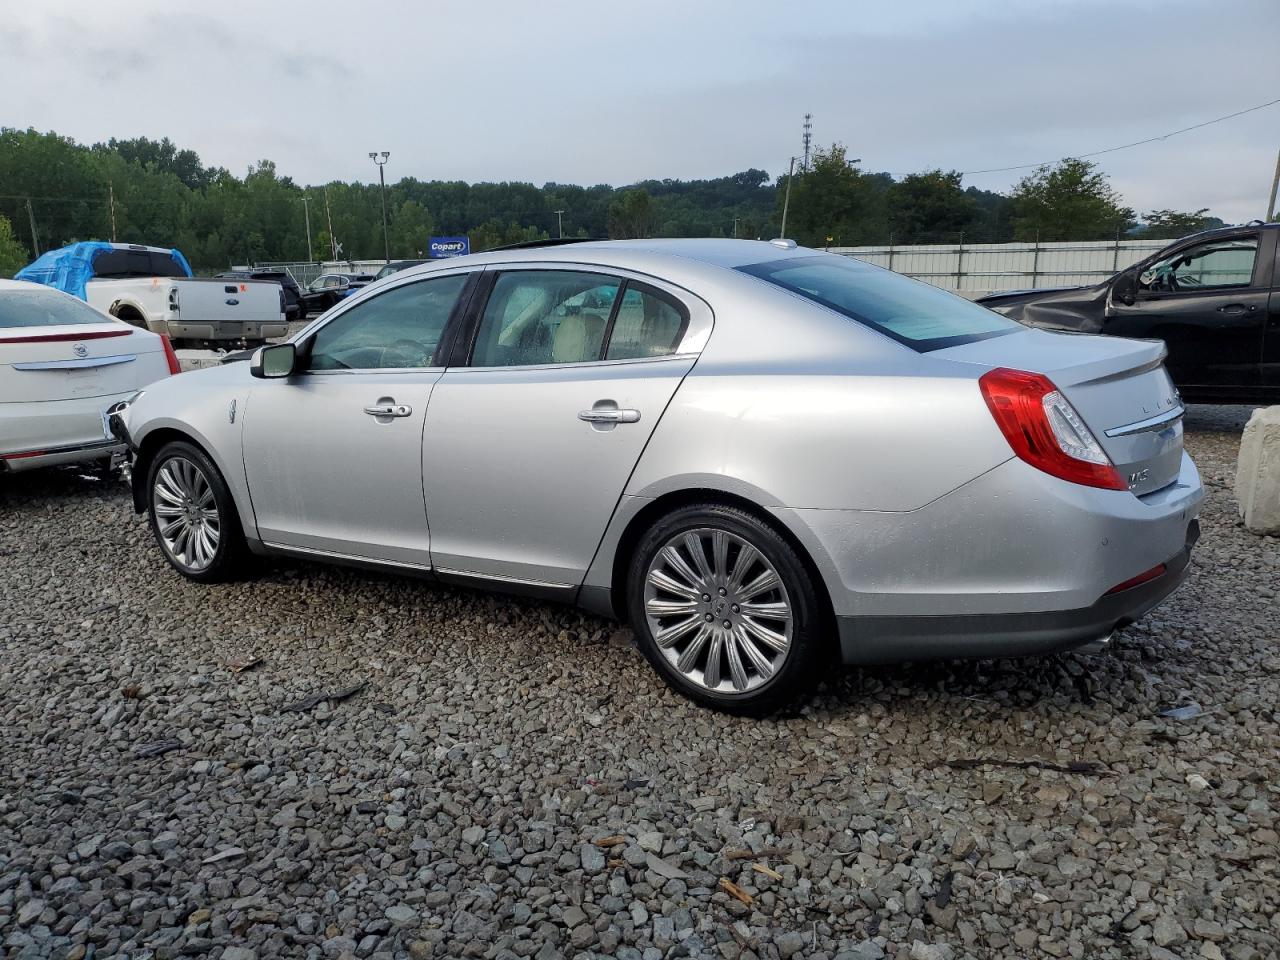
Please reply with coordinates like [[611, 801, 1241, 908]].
[[1128, 468, 1150, 488], [73, 343, 88, 358]]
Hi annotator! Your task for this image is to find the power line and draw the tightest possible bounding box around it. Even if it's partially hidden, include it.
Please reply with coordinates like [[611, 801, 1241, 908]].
[[957, 97, 1280, 176]]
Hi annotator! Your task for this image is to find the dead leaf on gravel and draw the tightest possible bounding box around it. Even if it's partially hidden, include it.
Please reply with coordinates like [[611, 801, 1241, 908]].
[[121, 683, 143, 699], [719, 877, 754, 905], [281, 682, 366, 713], [227, 655, 262, 673], [595, 835, 627, 848]]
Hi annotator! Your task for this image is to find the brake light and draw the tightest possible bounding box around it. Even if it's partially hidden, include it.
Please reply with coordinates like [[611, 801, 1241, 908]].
[[160, 335, 181, 376], [979, 367, 1127, 491], [0, 329, 132, 344]]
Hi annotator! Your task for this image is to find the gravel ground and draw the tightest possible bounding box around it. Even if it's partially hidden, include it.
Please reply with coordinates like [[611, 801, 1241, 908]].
[[0, 408, 1276, 960]]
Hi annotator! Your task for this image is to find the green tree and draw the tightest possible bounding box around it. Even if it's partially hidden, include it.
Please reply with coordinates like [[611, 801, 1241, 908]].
[[1138, 208, 1221, 240], [777, 144, 888, 246], [389, 200, 434, 257], [0, 215, 29, 276], [886, 170, 978, 243], [608, 189, 655, 239], [1011, 158, 1134, 241]]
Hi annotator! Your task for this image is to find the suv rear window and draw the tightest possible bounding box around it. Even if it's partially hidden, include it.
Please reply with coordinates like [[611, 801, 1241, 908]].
[[0, 290, 111, 328], [738, 255, 1020, 351]]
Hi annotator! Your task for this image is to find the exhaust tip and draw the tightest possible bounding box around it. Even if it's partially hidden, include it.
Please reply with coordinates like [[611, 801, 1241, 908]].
[[1077, 632, 1114, 655]]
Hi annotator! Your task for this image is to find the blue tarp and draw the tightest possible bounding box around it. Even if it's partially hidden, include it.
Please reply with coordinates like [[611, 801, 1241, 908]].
[[15, 243, 193, 301]]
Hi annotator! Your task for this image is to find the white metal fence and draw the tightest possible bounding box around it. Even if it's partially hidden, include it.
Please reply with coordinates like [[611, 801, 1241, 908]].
[[243, 240, 1170, 298], [830, 239, 1167, 296]]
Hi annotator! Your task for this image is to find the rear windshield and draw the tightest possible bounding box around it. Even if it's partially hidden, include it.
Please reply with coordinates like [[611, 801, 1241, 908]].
[[738, 255, 1021, 351], [0, 290, 111, 328], [93, 249, 188, 279]]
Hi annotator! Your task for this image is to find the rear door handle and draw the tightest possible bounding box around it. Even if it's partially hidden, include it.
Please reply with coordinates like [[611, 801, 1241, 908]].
[[364, 403, 412, 418], [1216, 303, 1254, 314], [578, 408, 640, 424]]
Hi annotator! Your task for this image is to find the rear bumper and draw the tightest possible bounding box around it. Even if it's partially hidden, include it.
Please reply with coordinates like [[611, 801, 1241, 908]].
[[0, 439, 125, 473], [166, 320, 289, 341], [836, 522, 1197, 663]]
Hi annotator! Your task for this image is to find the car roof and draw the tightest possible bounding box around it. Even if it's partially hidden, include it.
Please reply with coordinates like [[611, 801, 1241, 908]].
[[0, 278, 74, 293], [388, 238, 816, 289]]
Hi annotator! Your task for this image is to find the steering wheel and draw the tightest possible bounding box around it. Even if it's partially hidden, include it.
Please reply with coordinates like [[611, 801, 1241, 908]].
[[384, 339, 433, 367]]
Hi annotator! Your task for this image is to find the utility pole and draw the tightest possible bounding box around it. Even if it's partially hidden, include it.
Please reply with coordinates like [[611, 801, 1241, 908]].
[[369, 151, 390, 263], [108, 181, 117, 242], [302, 194, 314, 262], [25, 198, 39, 256], [779, 157, 796, 239], [324, 186, 338, 262], [732, 217, 740, 239], [554, 209, 565, 238], [1267, 147, 1280, 221]]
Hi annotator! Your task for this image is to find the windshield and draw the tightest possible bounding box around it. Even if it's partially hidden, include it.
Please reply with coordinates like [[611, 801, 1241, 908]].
[[0, 290, 113, 328], [738, 255, 1021, 351]]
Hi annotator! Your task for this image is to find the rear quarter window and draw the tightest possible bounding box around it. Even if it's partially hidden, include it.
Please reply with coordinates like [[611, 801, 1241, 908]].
[[738, 255, 1021, 351]]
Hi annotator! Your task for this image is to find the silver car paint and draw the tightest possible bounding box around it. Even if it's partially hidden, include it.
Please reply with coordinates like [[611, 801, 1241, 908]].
[[117, 239, 1203, 658]]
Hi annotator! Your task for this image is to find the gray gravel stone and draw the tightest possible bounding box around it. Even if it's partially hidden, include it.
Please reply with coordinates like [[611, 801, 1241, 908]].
[[0, 417, 1275, 960]]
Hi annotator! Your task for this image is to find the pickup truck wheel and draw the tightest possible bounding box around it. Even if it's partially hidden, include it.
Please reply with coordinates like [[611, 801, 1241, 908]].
[[114, 306, 149, 330]]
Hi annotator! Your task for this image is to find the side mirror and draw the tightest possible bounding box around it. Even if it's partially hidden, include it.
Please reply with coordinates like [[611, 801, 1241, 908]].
[[1113, 269, 1138, 306], [250, 342, 297, 379]]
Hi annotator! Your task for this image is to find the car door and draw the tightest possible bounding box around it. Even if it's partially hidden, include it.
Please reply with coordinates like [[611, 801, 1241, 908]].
[[422, 265, 710, 593], [241, 270, 474, 566], [1106, 230, 1271, 392], [1266, 235, 1280, 394]]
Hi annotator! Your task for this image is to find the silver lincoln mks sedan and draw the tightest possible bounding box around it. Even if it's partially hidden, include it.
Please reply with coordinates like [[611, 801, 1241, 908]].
[[110, 239, 1203, 714]]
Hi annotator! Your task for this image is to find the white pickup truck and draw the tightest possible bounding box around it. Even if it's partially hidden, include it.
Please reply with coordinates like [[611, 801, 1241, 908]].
[[16, 242, 288, 347]]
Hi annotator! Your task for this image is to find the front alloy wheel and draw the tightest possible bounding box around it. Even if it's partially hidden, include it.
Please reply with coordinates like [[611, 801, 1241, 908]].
[[146, 440, 248, 582], [153, 457, 221, 571], [628, 503, 826, 715]]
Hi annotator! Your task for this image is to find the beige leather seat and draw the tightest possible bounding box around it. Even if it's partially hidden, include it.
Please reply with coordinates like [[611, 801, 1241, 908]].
[[552, 313, 605, 363]]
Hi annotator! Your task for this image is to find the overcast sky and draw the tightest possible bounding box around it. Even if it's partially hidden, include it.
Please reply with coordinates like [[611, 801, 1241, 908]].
[[4, 0, 1279, 222]]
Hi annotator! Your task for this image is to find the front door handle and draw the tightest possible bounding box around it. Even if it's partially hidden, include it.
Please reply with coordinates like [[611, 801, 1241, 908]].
[[578, 407, 641, 424], [1216, 303, 1255, 314], [364, 402, 412, 418]]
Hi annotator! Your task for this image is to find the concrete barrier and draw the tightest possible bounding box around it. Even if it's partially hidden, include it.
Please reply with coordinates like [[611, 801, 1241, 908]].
[[1235, 406, 1280, 535]]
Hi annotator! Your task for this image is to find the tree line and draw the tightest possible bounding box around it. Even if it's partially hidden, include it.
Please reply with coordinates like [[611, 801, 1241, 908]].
[[0, 127, 1226, 277]]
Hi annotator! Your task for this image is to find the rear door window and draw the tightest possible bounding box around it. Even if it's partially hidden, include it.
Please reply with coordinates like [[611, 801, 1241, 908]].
[[471, 271, 621, 366], [739, 255, 1020, 351]]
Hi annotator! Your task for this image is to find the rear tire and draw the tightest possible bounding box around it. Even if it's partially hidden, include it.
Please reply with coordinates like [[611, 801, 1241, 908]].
[[626, 502, 825, 716], [146, 440, 249, 583]]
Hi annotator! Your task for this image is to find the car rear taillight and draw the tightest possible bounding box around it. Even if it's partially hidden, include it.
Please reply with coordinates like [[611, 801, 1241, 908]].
[[979, 367, 1127, 491], [161, 335, 181, 376]]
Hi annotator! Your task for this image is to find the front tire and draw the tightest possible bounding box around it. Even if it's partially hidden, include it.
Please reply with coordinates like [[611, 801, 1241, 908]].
[[626, 503, 826, 716], [146, 441, 248, 583]]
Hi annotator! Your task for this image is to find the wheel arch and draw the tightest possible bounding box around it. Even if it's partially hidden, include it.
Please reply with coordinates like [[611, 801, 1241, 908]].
[[110, 299, 151, 330], [596, 487, 838, 647]]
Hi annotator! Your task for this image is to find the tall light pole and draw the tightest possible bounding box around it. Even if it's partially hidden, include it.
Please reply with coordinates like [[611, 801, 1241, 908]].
[[779, 157, 796, 240], [554, 209, 565, 238], [302, 194, 314, 262], [369, 151, 390, 263], [732, 217, 740, 239]]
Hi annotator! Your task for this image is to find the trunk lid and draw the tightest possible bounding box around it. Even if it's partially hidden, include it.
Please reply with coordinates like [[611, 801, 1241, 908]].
[[937, 328, 1184, 496], [0, 322, 165, 403]]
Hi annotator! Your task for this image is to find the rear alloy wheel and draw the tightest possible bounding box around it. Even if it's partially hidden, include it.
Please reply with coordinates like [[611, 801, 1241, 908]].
[[628, 503, 826, 715], [147, 441, 248, 582]]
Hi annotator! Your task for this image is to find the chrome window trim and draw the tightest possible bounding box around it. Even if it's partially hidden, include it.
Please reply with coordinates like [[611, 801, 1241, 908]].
[[458, 354, 697, 375]]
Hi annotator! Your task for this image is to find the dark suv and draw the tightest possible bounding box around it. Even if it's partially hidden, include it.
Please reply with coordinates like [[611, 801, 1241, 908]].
[[218, 270, 306, 322], [978, 223, 1280, 404]]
